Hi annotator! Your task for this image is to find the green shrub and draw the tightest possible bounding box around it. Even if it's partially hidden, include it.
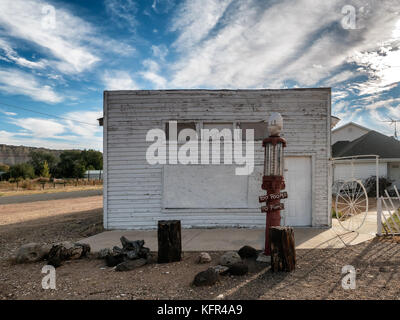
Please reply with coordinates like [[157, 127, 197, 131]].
[[9, 163, 35, 180]]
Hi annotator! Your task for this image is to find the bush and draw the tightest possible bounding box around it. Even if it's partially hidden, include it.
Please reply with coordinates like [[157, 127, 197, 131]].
[[55, 151, 86, 178], [81, 149, 103, 170], [9, 163, 35, 180], [40, 160, 51, 178], [0, 163, 10, 172], [364, 176, 392, 197]]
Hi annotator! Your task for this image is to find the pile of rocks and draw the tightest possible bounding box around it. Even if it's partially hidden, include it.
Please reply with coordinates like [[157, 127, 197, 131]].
[[47, 242, 90, 268], [98, 236, 151, 271], [193, 245, 260, 287], [14, 241, 91, 267]]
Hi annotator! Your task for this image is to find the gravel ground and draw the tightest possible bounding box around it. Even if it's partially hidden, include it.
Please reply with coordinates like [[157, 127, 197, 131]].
[[1, 197, 400, 300]]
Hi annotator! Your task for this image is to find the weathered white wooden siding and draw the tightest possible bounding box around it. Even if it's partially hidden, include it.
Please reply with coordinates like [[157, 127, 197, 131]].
[[104, 89, 331, 229]]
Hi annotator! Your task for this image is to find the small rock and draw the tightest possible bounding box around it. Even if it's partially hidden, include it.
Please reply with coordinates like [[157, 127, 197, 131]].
[[105, 254, 124, 267], [238, 245, 258, 259], [379, 266, 391, 273], [15, 243, 51, 264], [197, 252, 212, 264], [227, 262, 248, 276], [210, 265, 229, 275], [115, 258, 147, 271], [256, 253, 271, 263], [70, 243, 90, 259], [98, 248, 113, 259], [193, 268, 219, 287], [219, 251, 242, 266]]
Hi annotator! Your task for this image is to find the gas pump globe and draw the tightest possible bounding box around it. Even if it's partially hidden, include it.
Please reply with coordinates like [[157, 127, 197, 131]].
[[259, 112, 288, 256]]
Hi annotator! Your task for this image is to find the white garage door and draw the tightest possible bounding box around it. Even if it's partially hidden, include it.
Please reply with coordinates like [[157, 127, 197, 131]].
[[282, 157, 312, 226], [247, 156, 312, 226], [333, 162, 387, 182]]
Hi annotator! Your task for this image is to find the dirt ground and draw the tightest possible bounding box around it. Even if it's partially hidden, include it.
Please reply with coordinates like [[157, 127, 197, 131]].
[[1, 196, 400, 300], [0, 184, 102, 197]]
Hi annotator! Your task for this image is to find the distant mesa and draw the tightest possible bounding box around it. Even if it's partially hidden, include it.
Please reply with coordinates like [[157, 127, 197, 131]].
[[0, 144, 67, 166]]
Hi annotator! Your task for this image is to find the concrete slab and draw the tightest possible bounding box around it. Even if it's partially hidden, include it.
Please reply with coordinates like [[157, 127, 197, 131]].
[[80, 212, 377, 252]]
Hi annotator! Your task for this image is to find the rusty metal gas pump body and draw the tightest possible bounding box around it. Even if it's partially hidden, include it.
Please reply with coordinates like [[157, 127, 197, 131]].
[[259, 113, 288, 256]]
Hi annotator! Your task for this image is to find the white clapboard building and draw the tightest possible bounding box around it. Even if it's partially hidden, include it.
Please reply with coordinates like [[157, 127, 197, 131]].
[[102, 89, 332, 229]]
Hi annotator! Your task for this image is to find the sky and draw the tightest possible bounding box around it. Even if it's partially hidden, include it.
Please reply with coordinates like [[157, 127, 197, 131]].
[[0, 0, 399, 151]]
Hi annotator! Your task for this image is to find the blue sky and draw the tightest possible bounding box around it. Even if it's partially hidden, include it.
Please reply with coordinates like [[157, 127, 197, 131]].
[[0, 0, 399, 151]]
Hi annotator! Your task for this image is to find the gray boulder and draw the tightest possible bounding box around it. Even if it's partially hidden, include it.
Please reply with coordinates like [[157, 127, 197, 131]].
[[115, 258, 147, 271], [47, 242, 90, 268], [256, 253, 271, 263], [227, 262, 248, 276], [193, 268, 219, 286], [197, 252, 212, 264], [15, 243, 51, 264], [238, 245, 258, 259], [210, 265, 229, 275], [97, 248, 113, 259], [219, 251, 242, 266]]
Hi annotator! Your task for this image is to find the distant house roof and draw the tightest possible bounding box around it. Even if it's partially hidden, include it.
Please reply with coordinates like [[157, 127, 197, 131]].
[[332, 130, 400, 159], [331, 121, 371, 133]]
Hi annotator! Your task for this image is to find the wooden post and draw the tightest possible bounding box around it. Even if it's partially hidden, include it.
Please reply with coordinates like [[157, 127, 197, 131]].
[[269, 226, 296, 272], [157, 220, 182, 263]]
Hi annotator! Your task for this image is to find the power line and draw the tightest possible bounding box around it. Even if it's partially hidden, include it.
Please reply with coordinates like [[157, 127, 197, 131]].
[[0, 101, 100, 127]]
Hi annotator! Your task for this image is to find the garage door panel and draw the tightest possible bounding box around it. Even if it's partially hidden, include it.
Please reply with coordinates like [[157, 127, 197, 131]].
[[283, 157, 312, 226], [163, 165, 248, 208]]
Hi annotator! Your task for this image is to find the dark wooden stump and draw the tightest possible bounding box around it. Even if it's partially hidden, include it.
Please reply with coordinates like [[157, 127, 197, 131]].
[[269, 226, 296, 272], [157, 220, 182, 263]]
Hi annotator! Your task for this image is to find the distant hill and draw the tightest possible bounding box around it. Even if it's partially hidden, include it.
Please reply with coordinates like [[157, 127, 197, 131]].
[[0, 144, 65, 166]]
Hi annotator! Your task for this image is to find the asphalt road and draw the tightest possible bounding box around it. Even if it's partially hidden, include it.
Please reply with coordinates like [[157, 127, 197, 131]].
[[0, 189, 103, 205]]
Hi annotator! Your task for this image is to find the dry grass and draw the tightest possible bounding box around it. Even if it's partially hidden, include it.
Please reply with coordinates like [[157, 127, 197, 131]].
[[0, 180, 102, 197]]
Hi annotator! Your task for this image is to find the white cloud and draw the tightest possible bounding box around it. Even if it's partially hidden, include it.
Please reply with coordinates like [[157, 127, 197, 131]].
[[139, 60, 167, 88], [0, 109, 17, 116], [11, 117, 65, 138], [323, 70, 358, 87], [151, 45, 168, 61], [105, 0, 138, 32], [0, 67, 62, 103], [151, 0, 175, 14], [349, 48, 400, 95], [169, 0, 400, 91], [0, 129, 102, 150], [0, 38, 48, 69], [2, 109, 103, 150], [171, 0, 233, 50], [0, 0, 100, 74], [103, 70, 138, 90]]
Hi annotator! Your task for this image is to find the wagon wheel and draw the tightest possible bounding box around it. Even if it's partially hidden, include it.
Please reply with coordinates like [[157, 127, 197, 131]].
[[335, 179, 368, 231]]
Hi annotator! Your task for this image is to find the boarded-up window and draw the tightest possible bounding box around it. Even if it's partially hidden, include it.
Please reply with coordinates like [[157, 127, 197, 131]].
[[166, 122, 196, 141], [238, 122, 268, 140], [202, 123, 233, 141]]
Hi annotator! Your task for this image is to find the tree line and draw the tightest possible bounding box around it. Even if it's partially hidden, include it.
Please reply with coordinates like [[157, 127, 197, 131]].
[[0, 149, 103, 180]]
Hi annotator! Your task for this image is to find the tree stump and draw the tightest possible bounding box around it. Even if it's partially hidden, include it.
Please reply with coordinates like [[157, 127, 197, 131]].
[[157, 220, 182, 263], [269, 226, 296, 272]]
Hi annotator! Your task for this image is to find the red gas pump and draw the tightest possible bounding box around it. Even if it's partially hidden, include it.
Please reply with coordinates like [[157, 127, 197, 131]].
[[259, 113, 288, 256]]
